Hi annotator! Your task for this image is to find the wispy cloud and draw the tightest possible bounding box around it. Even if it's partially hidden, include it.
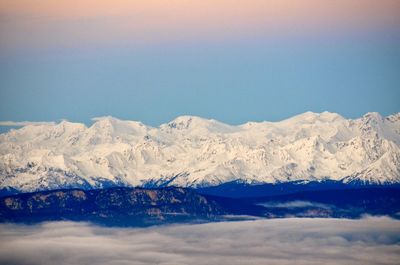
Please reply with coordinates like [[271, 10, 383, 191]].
[[259, 200, 332, 209], [0, 217, 399, 265], [0, 121, 56, 127], [91, 116, 114, 122]]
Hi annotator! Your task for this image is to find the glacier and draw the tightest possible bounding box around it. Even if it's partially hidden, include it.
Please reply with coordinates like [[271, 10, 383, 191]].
[[0, 111, 399, 193]]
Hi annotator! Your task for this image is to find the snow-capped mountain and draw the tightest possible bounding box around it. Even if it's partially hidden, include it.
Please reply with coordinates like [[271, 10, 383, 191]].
[[0, 112, 399, 193]]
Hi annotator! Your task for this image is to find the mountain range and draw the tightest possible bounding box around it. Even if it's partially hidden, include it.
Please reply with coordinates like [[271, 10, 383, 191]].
[[0, 187, 224, 226], [1, 111, 399, 194], [2, 186, 399, 226]]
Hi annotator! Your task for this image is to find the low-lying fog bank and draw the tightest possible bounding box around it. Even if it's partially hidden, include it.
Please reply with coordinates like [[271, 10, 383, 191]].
[[1, 217, 399, 265]]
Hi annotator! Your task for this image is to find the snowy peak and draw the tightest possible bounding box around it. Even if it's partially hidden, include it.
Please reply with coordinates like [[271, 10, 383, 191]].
[[91, 116, 149, 133], [362, 112, 383, 121], [161, 115, 238, 134], [0, 111, 399, 193], [358, 112, 383, 133], [163, 115, 211, 130], [281, 111, 345, 124], [386, 113, 400, 123]]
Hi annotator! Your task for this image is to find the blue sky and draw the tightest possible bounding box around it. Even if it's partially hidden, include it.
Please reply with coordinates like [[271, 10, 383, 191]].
[[0, 1, 399, 127]]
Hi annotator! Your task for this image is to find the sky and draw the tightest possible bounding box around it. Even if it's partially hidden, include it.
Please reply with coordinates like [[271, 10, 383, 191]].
[[1, 217, 400, 265], [0, 0, 399, 127]]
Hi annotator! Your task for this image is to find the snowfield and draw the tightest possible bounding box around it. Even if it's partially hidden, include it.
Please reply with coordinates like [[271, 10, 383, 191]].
[[0, 111, 399, 192]]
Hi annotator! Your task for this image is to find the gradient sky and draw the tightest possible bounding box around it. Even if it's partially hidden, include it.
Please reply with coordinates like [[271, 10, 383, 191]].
[[0, 0, 399, 126]]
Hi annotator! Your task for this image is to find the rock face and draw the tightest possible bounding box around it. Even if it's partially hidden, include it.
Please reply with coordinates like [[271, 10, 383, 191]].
[[0, 187, 224, 226], [0, 111, 399, 193]]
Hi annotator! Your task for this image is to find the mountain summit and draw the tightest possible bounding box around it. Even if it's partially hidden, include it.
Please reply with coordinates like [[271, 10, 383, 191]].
[[1, 112, 399, 193]]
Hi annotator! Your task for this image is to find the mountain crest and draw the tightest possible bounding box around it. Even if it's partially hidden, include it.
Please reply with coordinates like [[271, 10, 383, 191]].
[[0, 112, 399, 193]]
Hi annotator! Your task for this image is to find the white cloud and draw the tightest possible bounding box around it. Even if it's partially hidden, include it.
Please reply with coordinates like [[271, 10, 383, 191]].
[[0, 121, 56, 127], [258, 200, 332, 209], [0, 217, 399, 265], [91, 116, 115, 122]]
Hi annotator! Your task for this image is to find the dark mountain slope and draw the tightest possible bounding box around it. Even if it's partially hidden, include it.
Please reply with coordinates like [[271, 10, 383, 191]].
[[0, 187, 225, 226], [1, 186, 399, 227]]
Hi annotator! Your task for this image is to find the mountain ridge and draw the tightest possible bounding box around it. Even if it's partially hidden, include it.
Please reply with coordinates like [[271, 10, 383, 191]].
[[1, 186, 400, 226], [0, 186, 225, 226], [1, 111, 399, 193]]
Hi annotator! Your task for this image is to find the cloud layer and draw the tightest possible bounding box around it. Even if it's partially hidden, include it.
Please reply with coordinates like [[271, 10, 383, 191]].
[[0, 217, 399, 265], [0, 121, 56, 127], [259, 200, 332, 209]]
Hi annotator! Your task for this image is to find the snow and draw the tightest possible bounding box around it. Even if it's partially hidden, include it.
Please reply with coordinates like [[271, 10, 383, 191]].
[[0, 112, 399, 192]]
